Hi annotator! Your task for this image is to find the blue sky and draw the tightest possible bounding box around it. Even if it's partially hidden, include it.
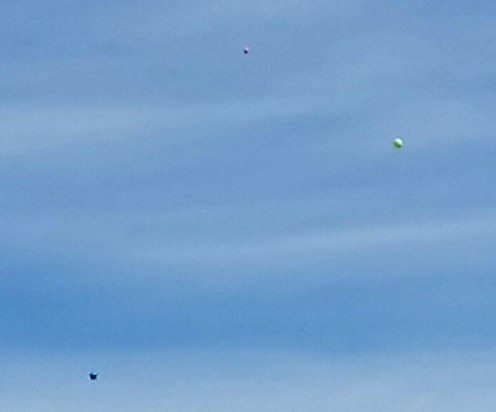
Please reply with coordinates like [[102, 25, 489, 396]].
[[1, 1, 496, 410]]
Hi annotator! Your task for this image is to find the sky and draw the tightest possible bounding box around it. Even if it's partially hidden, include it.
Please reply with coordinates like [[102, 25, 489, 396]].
[[1, 0, 496, 410]]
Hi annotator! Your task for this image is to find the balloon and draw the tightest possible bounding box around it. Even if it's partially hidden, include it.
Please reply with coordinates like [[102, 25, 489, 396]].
[[243, 47, 249, 54], [393, 138, 403, 149]]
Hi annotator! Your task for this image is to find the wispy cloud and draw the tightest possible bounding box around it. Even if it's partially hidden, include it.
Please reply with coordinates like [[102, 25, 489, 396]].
[[1, 348, 496, 411], [143, 210, 496, 274]]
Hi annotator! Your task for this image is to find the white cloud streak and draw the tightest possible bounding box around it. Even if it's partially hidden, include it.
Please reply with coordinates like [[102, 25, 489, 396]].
[[1, 207, 493, 279]]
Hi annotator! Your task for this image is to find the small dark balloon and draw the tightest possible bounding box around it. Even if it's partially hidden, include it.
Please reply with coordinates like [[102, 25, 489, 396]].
[[89, 373, 98, 381], [243, 47, 249, 54]]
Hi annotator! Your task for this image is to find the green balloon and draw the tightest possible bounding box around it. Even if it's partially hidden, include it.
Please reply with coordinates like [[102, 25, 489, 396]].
[[393, 138, 403, 149]]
